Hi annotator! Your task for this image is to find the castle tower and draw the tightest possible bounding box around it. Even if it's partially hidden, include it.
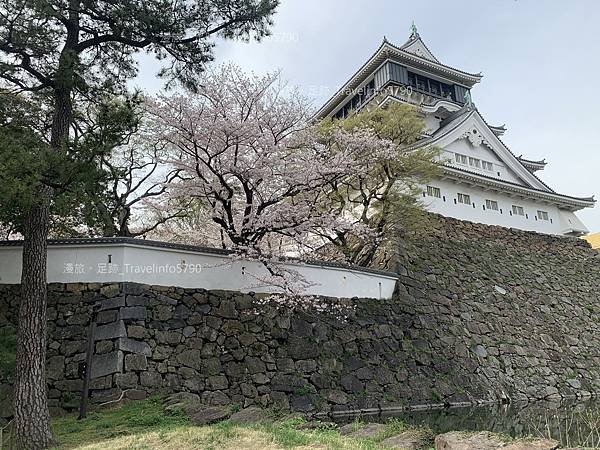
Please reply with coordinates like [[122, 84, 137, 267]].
[[315, 25, 594, 236]]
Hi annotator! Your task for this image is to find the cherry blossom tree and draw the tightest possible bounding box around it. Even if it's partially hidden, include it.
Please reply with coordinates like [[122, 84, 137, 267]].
[[151, 66, 367, 249], [147, 65, 440, 293], [147, 65, 400, 291]]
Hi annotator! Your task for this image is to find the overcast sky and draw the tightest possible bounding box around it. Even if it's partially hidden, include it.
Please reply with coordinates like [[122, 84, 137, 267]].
[[135, 0, 600, 232]]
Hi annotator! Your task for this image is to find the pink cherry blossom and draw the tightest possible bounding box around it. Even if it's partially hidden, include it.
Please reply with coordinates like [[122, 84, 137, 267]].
[[146, 64, 397, 297]]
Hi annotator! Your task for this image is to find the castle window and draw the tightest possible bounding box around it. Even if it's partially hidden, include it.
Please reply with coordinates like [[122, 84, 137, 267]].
[[469, 157, 481, 169], [441, 86, 453, 99], [486, 199, 499, 211], [457, 193, 471, 205], [537, 210, 549, 221], [365, 79, 375, 98], [408, 71, 416, 88], [455, 153, 468, 165], [332, 79, 378, 120], [427, 186, 441, 198], [482, 161, 494, 171], [407, 70, 455, 100], [512, 205, 525, 216], [429, 79, 440, 96]]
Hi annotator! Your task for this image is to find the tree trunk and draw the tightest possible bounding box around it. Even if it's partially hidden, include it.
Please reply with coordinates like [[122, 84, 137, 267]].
[[12, 2, 80, 447], [13, 81, 73, 450], [13, 185, 53, 449]]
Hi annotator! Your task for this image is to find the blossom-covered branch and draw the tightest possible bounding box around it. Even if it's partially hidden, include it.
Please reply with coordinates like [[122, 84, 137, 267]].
[[148, 65, 375, 256]]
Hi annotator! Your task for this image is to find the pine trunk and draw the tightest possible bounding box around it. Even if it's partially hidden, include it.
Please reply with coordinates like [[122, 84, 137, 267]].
[[13, 186, 53, 449], [13, 75, 73, 448]]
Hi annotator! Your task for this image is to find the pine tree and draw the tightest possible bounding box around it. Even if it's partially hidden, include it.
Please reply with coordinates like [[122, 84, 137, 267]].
[[0, 1, 278, 447]]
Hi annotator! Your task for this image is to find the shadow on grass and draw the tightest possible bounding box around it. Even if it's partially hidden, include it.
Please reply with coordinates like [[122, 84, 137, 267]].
[[51, 396, 190, 449]]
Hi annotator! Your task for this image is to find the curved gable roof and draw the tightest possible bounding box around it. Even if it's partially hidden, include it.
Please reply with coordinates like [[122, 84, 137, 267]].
[[409, 107, 551, 191], [407, 106, 595, 206], [399, 34, 439, 62]]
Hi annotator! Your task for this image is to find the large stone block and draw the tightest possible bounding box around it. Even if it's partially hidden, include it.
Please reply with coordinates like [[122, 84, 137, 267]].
[[201, 391, 230, 406], [117, 337, 152, 356], [153, 305, 174, 321], [114, 372, 139, 389], [119, 306, 147, 321], [127, 325, 148, 339], [155, 330, 182, 345], [287, 337, 319, 359], [125, 389, 147, 400], [96, 340, 113, 354], [155, 293, 178, 305], [202, 357, 222, 376], [140, 371, 163, 387], [176, 349, 202, 371], [207, 375, 229, 390], [122, 282, 149, 296], [54, 379, 83, 393], [245, 356, 266, 374], [270, 374, 306, 392], [100, 284, 121, 298], [90, 375, 112, 390], [433, 431, 559, 450], [95, 320, 127, 341], [54, 325, 86, 340], [125, 354, 147, 371], [174, 304, 191, 319], [126, 295, 149, 306], [47, 356, 65, 381], [98, 296, 126, 311], [214, 301, 238, 319], [191, 406, 231, 425], [96, 310, 118, 324], [60, 339, 86, 357], [91, 350, 123, 378]]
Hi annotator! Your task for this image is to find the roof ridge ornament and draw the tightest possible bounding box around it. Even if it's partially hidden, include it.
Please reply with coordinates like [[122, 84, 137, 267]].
[[409, 20, 419, 39]]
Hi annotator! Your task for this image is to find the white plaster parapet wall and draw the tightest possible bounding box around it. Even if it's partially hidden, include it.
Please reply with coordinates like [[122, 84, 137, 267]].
[[0, 239, 398, 299]]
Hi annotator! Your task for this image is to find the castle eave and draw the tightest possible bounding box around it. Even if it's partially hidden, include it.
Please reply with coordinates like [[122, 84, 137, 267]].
[[517, 156, 547, 172]]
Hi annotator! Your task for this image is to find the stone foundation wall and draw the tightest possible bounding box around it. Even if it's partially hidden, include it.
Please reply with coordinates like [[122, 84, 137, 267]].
[[0, 215, 599, 420], [389, 214, 600, 403], [1, 282, 428, 416]]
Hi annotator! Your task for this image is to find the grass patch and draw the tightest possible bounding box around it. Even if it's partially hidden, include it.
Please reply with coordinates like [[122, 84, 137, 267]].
[[375, 419, 408, 441], [51, 396, 190, 449], [46, 397, 434, 450], [0, 325, 16, 383], [257, 417, 385, 449]]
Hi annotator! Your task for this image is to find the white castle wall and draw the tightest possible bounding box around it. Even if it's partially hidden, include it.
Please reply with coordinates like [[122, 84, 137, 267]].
[[0, 241, 397, 299], [422, 178, 585, 235]]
